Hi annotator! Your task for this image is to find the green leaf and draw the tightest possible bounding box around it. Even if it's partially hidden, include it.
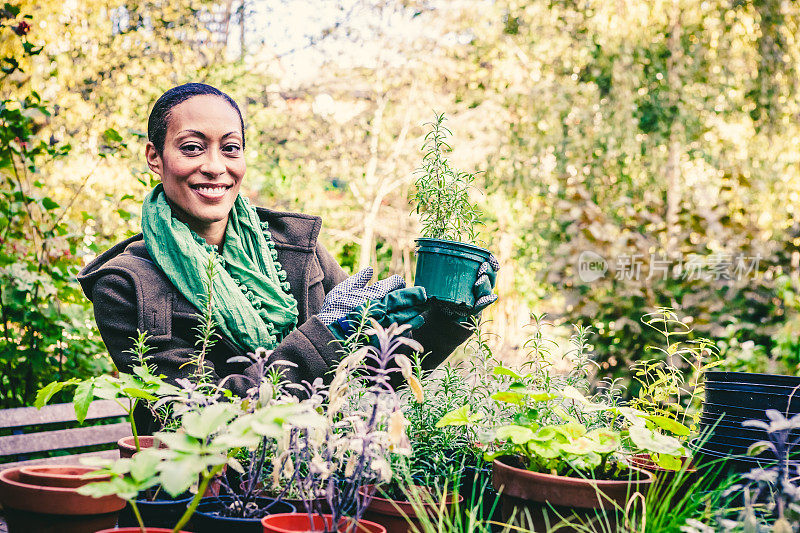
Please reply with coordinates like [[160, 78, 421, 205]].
[[643, 414, 690, 437], [129, 449, 161, 483], [120, 387, 157, 402], [492, 366, 522, 380], [436, 405, 471, 428], [628, 426, 683, 455], [73, 380, 95, 424], [654, 453, 682, 471], [491, 390, 526, 405], [495, 425, 535, 445], [158, 457, 204, 496], [183, 403, 235, 440], [585, 428, 621, 454], [41, 197, 59, 210], [102, 128, 123, 143], [35, 379, 79, 408]]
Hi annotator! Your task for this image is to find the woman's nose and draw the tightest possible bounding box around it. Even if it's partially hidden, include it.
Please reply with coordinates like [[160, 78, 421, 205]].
[[201, 150, 226, 176]]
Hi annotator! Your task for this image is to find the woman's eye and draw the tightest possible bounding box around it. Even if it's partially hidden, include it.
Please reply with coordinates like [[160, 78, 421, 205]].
[[223, 144, 242, 154], [181, 144, 203, 153]]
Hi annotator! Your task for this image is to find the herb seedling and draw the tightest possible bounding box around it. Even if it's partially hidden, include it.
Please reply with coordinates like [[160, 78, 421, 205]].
[[412, 112, 482, 243]]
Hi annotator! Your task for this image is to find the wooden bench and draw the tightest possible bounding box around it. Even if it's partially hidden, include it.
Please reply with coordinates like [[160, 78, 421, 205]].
[[0, 400, 132, 531], [0, 399, 132, 471]]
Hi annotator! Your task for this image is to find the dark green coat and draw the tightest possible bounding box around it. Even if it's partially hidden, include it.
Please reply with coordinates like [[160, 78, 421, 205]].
[[79, 208, 471, 428]]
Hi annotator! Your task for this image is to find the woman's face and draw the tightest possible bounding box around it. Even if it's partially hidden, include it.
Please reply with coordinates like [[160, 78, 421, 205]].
[[145, 95, 245, 237]]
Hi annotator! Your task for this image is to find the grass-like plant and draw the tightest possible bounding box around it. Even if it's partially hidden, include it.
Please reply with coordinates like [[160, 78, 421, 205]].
[[412, 112, 482, 243]]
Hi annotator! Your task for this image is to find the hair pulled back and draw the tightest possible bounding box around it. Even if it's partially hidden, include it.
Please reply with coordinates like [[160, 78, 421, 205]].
[[147, 83, 245, 154]]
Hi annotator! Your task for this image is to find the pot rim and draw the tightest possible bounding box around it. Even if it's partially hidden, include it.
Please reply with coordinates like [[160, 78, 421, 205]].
[[194, 494, 295, 519], [260, 512, 387, 533], [493, 456, 654, 487], [414, 237, 490, 254], [705, 371, 800, 384], [0, 466, 125, 514]]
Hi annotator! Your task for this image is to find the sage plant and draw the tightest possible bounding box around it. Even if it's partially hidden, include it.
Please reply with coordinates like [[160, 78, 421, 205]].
[[272, 320, 421, 529]]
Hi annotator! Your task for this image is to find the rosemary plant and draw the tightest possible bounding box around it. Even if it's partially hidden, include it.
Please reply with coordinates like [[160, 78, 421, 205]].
[[412, 112, 482, 243]]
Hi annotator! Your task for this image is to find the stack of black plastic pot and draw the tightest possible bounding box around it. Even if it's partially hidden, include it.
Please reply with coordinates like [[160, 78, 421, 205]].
[[693, 371, 800, 473]]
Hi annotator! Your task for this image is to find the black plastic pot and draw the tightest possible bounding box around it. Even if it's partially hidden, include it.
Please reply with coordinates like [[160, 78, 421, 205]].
[[117, 491, 194, 528], [706, 372, 800, 388], [689, 440, 774, 474], [705, 381, 800, 394], [190, 496, 294, 533], [704, 387, 800, 413], [702, 401, 781, 421], [699, 418, 800, 442], [414, 238, 492, 308]]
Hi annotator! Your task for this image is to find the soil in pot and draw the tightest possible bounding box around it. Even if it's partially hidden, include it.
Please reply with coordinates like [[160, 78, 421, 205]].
[[190, 495, 295, 533], [261, 513, 386, 533], [414, 238, 491, 308], [0, 465, 125, 533], [117, 489, 195, 528], [359, 484, 462, 533], [492, 456, 653, 533]]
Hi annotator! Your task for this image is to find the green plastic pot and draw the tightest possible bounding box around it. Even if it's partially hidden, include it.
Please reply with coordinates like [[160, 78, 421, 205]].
[[414, 238, 491, 308]]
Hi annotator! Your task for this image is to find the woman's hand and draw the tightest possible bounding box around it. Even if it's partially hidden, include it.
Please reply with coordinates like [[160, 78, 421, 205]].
[[436, 253, 499, 321], [317, 266, 405, 326], [327, 287, 428, 341]]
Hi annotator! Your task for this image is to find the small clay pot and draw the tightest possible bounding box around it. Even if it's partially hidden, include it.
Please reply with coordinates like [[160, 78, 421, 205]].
[[261, 513, 387, 533], [359, 484, 462, 533], [627, 453, 696, 497], [118, 435, 166, 458], [492, 456, 653, 532], [18, 465, 110, 488], [0, 465, 125, 533]]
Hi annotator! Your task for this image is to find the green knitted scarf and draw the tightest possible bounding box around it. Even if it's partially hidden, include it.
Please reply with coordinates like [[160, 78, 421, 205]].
[[141, 184, 298, 353]]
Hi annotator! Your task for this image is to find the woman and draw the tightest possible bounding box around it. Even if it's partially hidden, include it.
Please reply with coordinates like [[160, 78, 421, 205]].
[[79, 83, 497, 431]]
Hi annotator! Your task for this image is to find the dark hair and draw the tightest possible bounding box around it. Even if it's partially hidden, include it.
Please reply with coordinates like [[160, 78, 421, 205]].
[[147, 83, 245, 154]]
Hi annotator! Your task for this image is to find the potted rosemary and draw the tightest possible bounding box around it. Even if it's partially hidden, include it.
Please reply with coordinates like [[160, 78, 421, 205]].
[[411, 113, 492, 309]]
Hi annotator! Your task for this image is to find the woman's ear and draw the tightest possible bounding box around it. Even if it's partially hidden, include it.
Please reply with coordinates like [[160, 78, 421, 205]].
[[145, 142, 163, 177]]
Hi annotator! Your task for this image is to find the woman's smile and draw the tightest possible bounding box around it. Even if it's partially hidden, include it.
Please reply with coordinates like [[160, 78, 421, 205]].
[[191, 182, 234, 201]]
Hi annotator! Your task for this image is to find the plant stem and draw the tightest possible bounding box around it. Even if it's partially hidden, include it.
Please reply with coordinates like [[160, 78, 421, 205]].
[[128, 500, 145, 533], [172, 464, 224, 533], [129, 400, 140, 452]]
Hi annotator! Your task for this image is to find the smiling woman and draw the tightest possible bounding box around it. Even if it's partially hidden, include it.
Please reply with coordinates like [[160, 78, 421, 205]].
[[76, 83, 493, 433]]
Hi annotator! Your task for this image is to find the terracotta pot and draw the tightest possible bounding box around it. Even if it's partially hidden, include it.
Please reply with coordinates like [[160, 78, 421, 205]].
[[118, 435, 166, 458], [261, 513, 387, 533], [0, 465, 125, 533], [492, 456, 653, 532], [95, 526, 189, 533], [18, 465, 110, 488], [359, 484, 463, 533]]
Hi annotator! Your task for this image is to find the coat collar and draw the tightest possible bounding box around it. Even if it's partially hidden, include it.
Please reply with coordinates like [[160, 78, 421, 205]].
[[79, 208, 323, 287]]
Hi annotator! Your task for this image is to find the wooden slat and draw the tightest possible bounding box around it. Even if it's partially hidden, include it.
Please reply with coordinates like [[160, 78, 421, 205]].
[[0, 400, 129, 430], [0, 422, 131, 457], [0, 449, 121, 472]]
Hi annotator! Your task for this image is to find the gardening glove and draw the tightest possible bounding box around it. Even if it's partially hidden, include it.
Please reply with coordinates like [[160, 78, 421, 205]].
[[329, 286, 428, 340], [317, 266, 406, 326], [438, 253, 500, 320]]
